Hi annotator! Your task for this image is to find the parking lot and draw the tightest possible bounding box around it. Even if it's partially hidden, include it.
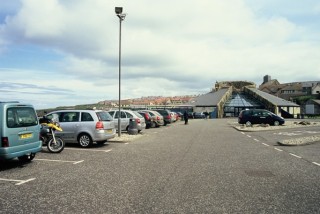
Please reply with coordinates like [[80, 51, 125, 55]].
[[1, 118, 320, 213], [0, 121, 172, 185]]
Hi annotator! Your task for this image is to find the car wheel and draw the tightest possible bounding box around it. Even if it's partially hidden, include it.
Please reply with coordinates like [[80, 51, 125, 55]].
[[78, 134, 93, 148], [245, 121, 252, 127], [274, 121, 280, 126]]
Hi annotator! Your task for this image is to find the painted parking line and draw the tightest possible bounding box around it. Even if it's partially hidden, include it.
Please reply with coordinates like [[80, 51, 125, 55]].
[[274, 148, 283, 152], [0, 178, 36, 186], [247, 135, 251, 138], [262, 143, 270, 147], [289, 153, 302, 159], [34, 158, 84, 164], [64, 148, 112, 153], [312, 162, 320, 166], [254, 139, 259, 142]]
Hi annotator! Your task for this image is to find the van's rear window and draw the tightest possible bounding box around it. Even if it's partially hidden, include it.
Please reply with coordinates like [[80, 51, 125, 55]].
[[6, 107, 38, 128]]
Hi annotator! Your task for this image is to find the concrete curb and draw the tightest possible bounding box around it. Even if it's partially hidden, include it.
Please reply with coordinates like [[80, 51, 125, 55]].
[[277, 135, 320, 146], [231, 121, 320, 132], [232, 125, 289, 132]]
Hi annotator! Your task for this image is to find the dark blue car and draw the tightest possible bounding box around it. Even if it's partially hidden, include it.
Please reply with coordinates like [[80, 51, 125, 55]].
[[238, 109, 285, 126]]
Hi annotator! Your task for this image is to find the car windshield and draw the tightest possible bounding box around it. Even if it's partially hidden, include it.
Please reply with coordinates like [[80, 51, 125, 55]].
[[97, 111, 113, 121], [133, 111, 143, 118]]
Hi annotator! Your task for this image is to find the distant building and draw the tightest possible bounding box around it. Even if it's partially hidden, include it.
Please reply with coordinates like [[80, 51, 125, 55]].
[[304, 99, 320, 115], [188, 81, 300, 118], [259, 75, 320, 100]]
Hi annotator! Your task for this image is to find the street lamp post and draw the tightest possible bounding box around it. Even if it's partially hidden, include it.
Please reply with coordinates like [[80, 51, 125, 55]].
[[115, 7, 126, 137]]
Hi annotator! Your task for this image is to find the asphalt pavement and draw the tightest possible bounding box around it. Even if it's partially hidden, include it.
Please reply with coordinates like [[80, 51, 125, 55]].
[[0, 118, 319, 213]]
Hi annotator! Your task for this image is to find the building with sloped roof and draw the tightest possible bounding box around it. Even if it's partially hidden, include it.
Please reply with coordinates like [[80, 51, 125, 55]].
[[244, 87, 300, 117], [187, 81, 300, 118], [304, 99, 320, 115], [188, 88, 232, 118]]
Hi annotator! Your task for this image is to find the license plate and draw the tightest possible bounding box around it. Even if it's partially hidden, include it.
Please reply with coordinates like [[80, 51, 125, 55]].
[[105, 129, 113, 134], [20, 133, 32, 139]]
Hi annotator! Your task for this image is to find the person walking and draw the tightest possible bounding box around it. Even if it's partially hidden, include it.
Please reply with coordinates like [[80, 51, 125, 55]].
[[204, 111, 209, 119], [183, 111, 189, 125]]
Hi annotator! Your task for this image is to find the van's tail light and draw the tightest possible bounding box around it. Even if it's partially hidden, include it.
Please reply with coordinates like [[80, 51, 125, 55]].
[[135, 118, 141, 124], [156, 116, 160, 121], [96, 121, 104, 130], [1, 137, 9, 147]]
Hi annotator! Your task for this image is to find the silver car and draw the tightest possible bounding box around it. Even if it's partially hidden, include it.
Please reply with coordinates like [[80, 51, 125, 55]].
[[108, 109, 146, 132], [45, 110, 116, 148], [139, 110, 164, 127]]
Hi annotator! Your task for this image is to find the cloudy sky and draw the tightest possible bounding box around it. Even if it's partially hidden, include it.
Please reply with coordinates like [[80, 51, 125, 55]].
[[1, 0, 320, 109]]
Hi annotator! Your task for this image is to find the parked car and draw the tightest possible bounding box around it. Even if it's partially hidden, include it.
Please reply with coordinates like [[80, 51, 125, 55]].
[[153, 109, 172, 126], [140, 110, 164, 127], [0, 101, 42, 161], [174, 112, 183, 121], [193, 112, 205, 119], [137, 111, 152, 129], [170, 112, 177, 122], [188, 112, 194, 119], [238, 109, 285, 126], [45, 110, 116, 148], [108, 110, 146, 132]]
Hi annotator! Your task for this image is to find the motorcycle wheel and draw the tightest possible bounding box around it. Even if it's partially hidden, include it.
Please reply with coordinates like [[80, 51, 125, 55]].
[[47, 137, 65, 153]]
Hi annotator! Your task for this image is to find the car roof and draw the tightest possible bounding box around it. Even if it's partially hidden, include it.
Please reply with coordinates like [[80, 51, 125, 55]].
[[49, 109, 104, 113]]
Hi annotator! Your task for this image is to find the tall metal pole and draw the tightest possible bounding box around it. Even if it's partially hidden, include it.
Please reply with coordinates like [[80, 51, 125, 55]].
[[115, 7, 126, 137], [118, 18, 122, 137]]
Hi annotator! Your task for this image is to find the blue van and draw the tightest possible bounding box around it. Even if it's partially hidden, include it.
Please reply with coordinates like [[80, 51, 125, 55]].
[[0, 101, 42, 161]]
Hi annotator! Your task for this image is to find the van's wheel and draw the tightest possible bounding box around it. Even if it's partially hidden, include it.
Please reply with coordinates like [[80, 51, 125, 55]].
[[245, 121, 252, 127], [78, 134, 93, 148], [18, 153, 35, 162], [274, 121, 280, 126]]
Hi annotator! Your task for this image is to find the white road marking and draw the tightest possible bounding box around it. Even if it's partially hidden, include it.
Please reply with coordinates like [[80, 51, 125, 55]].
[[247, 135, 251, 138], [64, 148, 112, 152], [0, 178, 36, 186], [289, 153, 302, 159], [262, 143, 269, 147], [34, 158, 84, 164], [312, 162, 320, 166], [254, 139, 259, 142], [241, 132, 245, 135], [274, 148, 283, 152], [73, 160, 84, 165], [125, 143, 129, 145]]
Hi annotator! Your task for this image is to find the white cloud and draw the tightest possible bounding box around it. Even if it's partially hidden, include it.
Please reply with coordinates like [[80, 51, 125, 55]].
[[0, 0, 319, 108]]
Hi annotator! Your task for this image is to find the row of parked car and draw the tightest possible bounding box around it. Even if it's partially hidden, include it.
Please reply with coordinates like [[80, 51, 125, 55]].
[[41, 108, 182, 148], [1, 101, 186, 161]]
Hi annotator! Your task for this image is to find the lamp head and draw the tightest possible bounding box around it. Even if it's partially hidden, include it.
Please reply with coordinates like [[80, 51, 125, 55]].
[[115, 7, 123, 14]]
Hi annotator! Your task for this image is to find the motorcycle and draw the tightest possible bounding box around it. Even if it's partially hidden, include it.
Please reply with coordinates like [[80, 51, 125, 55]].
[[39, 116, 65, 153]]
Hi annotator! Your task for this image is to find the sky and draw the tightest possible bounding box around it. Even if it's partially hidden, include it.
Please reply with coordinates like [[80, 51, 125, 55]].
[[0, 0, 320, 109]]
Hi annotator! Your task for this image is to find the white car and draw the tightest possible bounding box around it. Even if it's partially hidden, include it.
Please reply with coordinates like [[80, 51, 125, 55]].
[[108, 110, 146, 133]]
